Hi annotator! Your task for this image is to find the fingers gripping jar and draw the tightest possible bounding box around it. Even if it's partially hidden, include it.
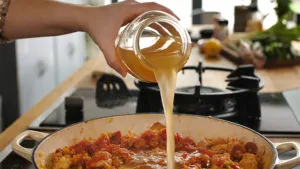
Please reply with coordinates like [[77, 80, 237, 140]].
[[115, 10, 192, 83]]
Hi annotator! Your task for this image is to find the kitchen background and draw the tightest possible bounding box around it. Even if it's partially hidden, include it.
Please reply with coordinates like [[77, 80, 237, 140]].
[[0, 0, 297, 131]]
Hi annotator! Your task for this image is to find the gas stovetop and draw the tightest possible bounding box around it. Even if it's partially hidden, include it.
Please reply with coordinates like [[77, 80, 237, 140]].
[[24, 64, 300, 136], [1, 64, 300, 168], [25, 87, 300, 136]]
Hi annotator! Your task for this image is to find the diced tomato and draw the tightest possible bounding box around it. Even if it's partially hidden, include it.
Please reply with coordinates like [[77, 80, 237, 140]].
[[55, 148, 63, 153], [200, 154, 210, 168], [175, 133, 183, 143], [216, 159, 223, 166], [70, 141, 90, 153], [183, 137, 196, 146], [141, 130, 156, 144], [110, 131, 121, 145], [96, 134, 110, 148], [160, 129, 167, 140], [232, 164, 241, 169], [85, 144, 99, 155], [104, 144, 120, 153], [184, 144, 198, 153]]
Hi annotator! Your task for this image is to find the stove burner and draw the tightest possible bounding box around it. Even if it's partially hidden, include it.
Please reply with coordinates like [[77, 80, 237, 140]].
[[176, 86, 224, 94], [145, 85, 225, 95], [135, 62, 264, 121]]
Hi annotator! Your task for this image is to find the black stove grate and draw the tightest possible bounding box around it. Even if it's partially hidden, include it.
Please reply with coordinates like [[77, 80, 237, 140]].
[[0, 140, 38, 169]]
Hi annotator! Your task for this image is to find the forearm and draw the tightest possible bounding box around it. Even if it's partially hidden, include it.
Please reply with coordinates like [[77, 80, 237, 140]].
[[0, 0, 178, 76], [2, 0, 89, 40]]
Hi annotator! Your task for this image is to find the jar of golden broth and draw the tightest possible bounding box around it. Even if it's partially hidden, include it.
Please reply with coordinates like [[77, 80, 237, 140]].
[[115, 10, 192, 82]]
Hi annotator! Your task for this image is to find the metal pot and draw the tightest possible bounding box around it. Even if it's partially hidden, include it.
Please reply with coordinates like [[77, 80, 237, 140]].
[[11, 114, 300, 168]]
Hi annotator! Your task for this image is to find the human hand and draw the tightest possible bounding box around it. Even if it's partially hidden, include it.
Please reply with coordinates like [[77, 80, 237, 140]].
[[82, 0, 178, 77]]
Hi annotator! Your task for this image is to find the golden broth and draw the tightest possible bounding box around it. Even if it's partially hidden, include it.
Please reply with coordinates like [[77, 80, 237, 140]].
[[117, 36, 186, 169]]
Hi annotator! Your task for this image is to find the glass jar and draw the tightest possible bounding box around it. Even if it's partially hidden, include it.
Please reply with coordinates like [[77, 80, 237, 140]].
[[246, 5, 263, 32], [216, 19, 229, 41], [115, 10, 192, 83], [198, 29, 214, 54], [198, 29, 222, 58]]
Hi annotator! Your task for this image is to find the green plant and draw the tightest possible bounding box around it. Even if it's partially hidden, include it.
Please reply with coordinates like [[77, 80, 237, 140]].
[[271, 0, 292, 18], [246, 0, 300, 61]]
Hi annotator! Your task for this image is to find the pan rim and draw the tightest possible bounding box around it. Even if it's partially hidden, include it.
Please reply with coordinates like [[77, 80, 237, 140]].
[[32, 113, 277, 169]]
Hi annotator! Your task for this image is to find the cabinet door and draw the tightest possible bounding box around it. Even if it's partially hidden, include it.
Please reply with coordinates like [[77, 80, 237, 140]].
[[16, 37, 56, 114], [54, 0, 87, 84], [54, 32, 86, 84]]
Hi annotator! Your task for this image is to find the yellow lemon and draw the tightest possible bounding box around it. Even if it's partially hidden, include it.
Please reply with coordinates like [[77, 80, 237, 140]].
[[202, 38, 222, 57]]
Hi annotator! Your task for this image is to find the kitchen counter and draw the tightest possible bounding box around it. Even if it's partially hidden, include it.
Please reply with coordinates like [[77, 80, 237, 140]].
[[1, 47, 300, 152]]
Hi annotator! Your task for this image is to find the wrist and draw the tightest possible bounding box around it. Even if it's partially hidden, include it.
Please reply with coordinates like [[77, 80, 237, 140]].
[[51, 2, 95, 33], [78, 6, 104, 33], [67, 4, 91, 33]]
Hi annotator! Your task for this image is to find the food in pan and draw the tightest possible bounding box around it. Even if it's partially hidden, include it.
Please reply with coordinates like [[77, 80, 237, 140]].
[[50, 122, 261, 169]]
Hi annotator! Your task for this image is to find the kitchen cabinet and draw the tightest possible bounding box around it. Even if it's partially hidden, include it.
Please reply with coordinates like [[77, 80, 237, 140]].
[[16, 34, 87, 115], [16, 37, 57, 115], [15, 32, 87, 115], [54, 32, 86, 84]]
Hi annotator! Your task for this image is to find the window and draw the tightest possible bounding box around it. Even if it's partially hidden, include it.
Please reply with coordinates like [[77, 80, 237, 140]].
[[202, 0, 251, 30], [117, 0, 193, 28]]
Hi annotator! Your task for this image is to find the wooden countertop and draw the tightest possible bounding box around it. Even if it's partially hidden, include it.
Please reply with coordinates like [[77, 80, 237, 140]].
[[1, 47, 300, 152]]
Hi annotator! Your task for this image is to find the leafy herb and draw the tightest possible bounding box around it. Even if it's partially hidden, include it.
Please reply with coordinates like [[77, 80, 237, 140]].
[[249, 9, 300, 60]]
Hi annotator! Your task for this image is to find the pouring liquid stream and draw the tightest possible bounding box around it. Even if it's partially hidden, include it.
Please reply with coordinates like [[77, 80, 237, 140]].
[[141, 36, 185, 169], [155, 68, 177, 169], [118, 35, 186, 168]]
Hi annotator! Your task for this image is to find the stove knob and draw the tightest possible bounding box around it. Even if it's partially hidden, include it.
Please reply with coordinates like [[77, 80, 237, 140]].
[[65, 97, 83, 110], [224, 98, 236, 112], [208, 105, 215, 112], [65, 97, 84, 124]]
